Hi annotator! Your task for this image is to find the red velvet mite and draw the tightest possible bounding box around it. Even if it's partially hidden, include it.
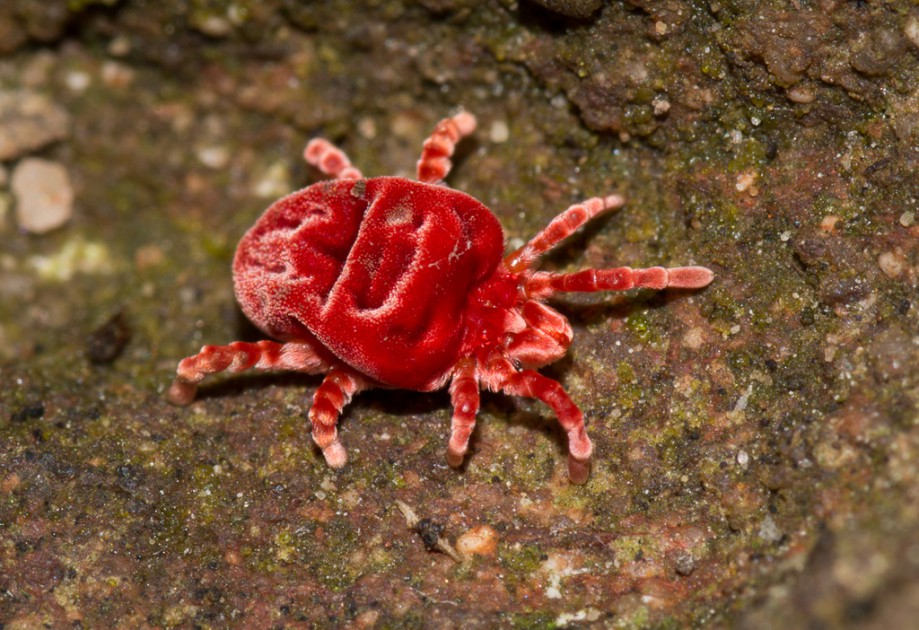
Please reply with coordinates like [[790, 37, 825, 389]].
[[167, 112, 714, 483]]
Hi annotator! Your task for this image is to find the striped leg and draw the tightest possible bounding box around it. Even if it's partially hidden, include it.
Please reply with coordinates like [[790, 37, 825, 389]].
[[167, 340, 329, 405], [504, 195, 624, 272], [486, 358, 592, 484], [447, 358, 480, 467], [525, 265, 715, 299], [309, 368, 365, 469], [416, 112, 477, 183], [303, 138, 363, 180]]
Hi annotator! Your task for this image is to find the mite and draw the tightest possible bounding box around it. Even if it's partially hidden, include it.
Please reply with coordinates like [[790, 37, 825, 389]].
[[168, 111, 713, 483]]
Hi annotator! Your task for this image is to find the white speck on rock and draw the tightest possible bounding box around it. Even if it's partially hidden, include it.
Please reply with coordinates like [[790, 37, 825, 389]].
[[65, 70, 91, 93], [737, 450, 750, 469], [759, 515, 783, 544], [556, 608, 602, 627], [196, 145, 230, 169], [905, 16, 919, 50], [12, 158, 74, 234], [489, 120, 509, 143], [878, 250, 906, 278]]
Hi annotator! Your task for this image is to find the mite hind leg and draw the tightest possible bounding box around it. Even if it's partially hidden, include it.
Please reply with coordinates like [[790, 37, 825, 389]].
[[309, 368, 367, 469], [483, 357, 593, 484], [446, 358, 480, 467], [167, 340, 331, 405]]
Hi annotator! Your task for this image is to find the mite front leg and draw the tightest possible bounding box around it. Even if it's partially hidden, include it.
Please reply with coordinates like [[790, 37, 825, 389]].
[[525, 265, 714, 299], [489, 359, 593, 484], [416, 111, 476, 183], [303, 138, 363, 180], [167, 340, 330, 405], [309, 368, 366, 469], [504, 195, 624, 272], [447, 358, 480, 468], [505, 301, 573, 368]]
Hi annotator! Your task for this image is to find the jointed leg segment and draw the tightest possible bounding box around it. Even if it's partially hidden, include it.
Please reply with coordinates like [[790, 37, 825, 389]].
[[309, 368, 365, 469], [167, 340, 330, 405], [480, 357, 593, 484], [499, 367, 593, 485], [416, 112, 477, 183], [304, 138, 363, 180], [505, 195, 625, 272], [447, 358, 480, 467], [526, 265, 715, 298]]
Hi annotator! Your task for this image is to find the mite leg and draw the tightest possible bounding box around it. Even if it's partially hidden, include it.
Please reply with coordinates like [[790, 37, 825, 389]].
[[167, 340, 330, 405], [309, 368, 366, 469], [447, 358, 480, 468], [416, 111, 477, 184], [488, 358, 593, 484], [303, 138, 363, 180], [525, 265, 715, 299], [505, 301, 573, 368], [504, 195, 625, 272]]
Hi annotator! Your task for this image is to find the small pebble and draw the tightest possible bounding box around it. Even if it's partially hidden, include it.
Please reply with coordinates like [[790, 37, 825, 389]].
[[878, 251, 906, 278], [906, 17, 919, 50], [455, 524, 499, 557], [0, 90, 71, 161], [899, 211, 915, 227], [652, 95, 671, 116], [737, 450, 750, 469], [787, 85, 816, 104], [65, 71, 91, 93], [107, 35, 131, 57], [489, 120, 509, 144], [12, 158, 74, 234], [735, 171, 756, 192], [758, 515, 783, 544], [682, 326, 705, 350], [196, 145, 230, 169]]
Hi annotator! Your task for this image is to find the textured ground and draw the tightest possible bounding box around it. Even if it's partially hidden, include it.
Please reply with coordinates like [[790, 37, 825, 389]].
[[1, 1, 918, 628]]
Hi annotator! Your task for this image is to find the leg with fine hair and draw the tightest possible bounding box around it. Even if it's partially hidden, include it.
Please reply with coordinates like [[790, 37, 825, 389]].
[[303, 138, 363, 180], [525, 265, 715, 299], [167, 340, 330, 405], [447, 358, 480, 467], [487, 358, 593, 484], [416, 112, 477, 184], [504, 195, 625, 272], [309, 368, 366, 469]]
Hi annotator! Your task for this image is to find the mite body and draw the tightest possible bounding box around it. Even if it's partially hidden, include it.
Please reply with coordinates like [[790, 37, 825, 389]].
[[168, 112, 714, 483]]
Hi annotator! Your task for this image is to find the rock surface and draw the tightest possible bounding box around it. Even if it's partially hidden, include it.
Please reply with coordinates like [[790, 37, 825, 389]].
[[0, 90, 70, 160]]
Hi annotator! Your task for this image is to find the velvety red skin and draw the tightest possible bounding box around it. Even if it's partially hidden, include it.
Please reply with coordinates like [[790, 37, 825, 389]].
[[233, 176, 505, 391]]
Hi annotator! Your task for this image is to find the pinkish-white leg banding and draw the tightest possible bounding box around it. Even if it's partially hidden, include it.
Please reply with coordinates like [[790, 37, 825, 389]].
[[447, 358, 480, 467], [309, 368, 365, 469], [485, 358, 592, 484], [167, 340, 330, 405], [525, 265, 715, 297], [416, 111, 477, 184], [304, 138, 363, 180], [505, 195, 625, 272]]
